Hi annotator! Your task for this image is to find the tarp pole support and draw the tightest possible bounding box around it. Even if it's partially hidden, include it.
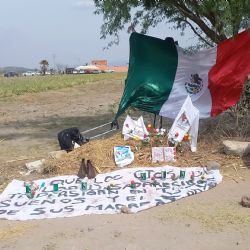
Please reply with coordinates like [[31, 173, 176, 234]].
[[160, 116, 163, 129], [153, 114, 157, 128]]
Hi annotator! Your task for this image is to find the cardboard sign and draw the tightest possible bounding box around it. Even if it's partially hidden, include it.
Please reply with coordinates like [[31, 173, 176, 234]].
[[168, 96, 199, 152], [152, 147, 176, 162]]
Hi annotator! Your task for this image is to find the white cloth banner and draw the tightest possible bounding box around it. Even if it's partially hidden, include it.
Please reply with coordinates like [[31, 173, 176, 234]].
[[0, 166, 222, 221]]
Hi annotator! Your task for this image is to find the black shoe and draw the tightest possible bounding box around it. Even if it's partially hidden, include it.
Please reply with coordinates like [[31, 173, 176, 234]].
[[77, 159, 87, 179], [86, 160, 96, 179]]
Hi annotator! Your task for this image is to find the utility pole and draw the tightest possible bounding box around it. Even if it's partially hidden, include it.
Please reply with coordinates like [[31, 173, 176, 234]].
[[52, 54, 56, 71]]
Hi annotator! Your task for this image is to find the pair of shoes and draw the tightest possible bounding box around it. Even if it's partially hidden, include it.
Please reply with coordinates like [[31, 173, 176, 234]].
[[77, 159, 96, 179]]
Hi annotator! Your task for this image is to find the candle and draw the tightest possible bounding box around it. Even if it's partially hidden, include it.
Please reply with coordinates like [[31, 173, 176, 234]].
[[130, 180, 136, 189], [25, 183, 32, 199], [140, 172, 147, 181], [171, 173, 176, 181], [25, 182, 38, 199], [180, 170, 186, 179], [162, 171, 167, 179], [53, 183, 59, 193], [81, 182, 87, 191], [190, 171, 195, 181]]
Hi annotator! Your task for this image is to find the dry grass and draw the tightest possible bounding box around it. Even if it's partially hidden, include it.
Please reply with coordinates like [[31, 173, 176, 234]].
[[44, 132, 247, 181]]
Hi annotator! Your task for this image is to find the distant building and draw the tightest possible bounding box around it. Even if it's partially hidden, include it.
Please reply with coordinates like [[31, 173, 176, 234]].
[[110, 66, 128, 73], [91, 59, 128, 73], [65, 68, 75, 74], [92, 60, 107, 66], [91, 60, 108, 72]]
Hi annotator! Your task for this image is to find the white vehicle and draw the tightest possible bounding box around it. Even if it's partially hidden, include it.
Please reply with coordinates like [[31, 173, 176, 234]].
[[22, 71, 35, 76], [104, 69, 114, 73]]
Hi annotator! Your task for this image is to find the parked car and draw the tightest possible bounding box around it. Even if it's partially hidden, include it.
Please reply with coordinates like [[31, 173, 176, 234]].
[[22, 71, 36, 76], [84, 69, 101, 74], [65, 68, 75, 74], [104, 69, 114, 73], [4, 72, 19, 77]]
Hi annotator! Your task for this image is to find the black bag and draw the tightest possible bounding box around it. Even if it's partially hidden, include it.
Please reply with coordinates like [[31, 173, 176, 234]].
[[57, 127, 89, 152]]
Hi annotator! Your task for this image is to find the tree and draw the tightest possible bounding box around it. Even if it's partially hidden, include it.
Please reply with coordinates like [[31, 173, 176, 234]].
[[56, 63, 66, 73], [94, 0, 249, 47], [40, 60, 49, 75]]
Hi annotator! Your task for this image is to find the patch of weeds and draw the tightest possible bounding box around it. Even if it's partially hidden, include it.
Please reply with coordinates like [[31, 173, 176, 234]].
[[42, 242, 57, 250]]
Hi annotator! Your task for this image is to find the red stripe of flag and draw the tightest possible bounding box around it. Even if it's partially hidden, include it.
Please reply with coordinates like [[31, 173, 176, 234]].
[[208, 30, 250, 117]]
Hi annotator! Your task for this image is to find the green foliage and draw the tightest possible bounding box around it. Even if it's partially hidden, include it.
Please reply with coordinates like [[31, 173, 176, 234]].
[[211, 79, 250, 139], [230, 78, 250, 117], [0, 73, 126, 98], [94, 0, 250, 47], [238, 78, 250, 115]]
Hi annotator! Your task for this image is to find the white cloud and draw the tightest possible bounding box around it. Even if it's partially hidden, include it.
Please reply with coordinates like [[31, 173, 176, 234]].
[[73, 0, 94, 8]]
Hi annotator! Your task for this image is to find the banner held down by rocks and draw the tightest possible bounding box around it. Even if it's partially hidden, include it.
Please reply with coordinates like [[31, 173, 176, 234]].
[[0, 166, 222, 220]]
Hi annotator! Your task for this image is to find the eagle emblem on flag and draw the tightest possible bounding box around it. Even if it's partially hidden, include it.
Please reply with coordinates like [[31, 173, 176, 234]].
[[185, 73, 204, 94]]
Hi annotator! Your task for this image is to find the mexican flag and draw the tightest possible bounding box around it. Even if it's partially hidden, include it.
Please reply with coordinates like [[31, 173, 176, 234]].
[[115, 30, 250, 119]]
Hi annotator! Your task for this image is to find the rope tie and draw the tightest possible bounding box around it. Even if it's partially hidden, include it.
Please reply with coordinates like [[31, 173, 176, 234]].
[[90, 128, 117, 139], [81, 121, 112, 134]]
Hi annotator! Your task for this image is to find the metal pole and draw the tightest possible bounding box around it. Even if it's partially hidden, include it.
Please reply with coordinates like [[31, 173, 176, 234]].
[[153, 114, 157, 128], [160, 116, 163, 129]]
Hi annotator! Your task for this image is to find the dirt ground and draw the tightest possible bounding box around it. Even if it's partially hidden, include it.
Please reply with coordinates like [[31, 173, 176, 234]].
[[0, 80, 250, 250], [0, 79, 124, 163]]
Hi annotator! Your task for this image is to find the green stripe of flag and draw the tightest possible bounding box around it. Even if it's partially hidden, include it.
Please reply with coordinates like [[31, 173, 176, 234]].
[[115, 33, 178, 118]]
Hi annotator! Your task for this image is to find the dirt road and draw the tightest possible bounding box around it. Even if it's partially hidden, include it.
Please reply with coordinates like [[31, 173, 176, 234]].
[[0, 180, 249, 250], [0, 80, 250, 250], [0, 79, 124, 163]]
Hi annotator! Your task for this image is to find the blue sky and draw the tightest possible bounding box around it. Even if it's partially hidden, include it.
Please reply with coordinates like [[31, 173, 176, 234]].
[[0, 0, 195, 68]]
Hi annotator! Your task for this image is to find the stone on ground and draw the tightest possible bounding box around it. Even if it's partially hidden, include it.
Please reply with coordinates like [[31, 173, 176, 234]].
[[205, 161, 221, 171], [48, 150, 67, 159], [223, 140, 250, 157], [25, 159, 45, 174]]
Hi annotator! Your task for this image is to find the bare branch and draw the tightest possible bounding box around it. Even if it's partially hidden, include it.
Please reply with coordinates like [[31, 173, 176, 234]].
[[175, 1, 227, 43], [182, 19, 214, 47]]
